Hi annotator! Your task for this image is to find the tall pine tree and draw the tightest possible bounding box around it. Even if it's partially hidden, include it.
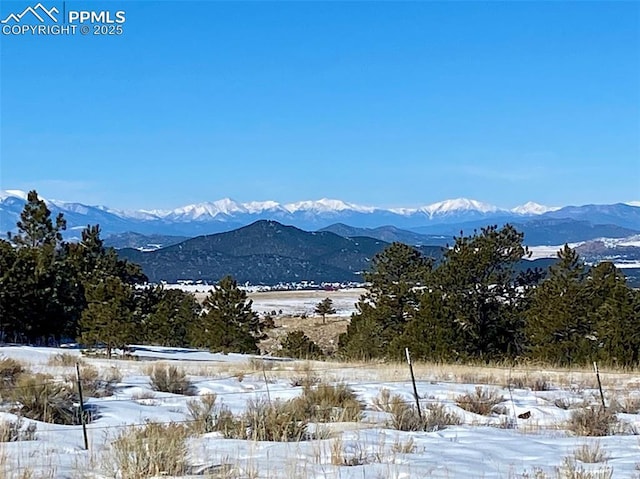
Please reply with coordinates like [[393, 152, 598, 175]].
[[190, 276, 262, 353]]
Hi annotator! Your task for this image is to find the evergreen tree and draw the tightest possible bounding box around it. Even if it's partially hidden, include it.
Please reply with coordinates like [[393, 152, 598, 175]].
[[144, 287, 201, 347], [1, 191, 80, 343], [586, 262, 640, 366], [0, 239, 18, 341], [280, 330, 324, 359], [79, 276, 135, 358], [190, 276, 262, 353], [339, 242, 432, 359], [9, 190, 66, 249], [429, 225, 537, 360], [314, 297, 336, 324], [525, 245, 595, 365], [391, 288, 460, 361], [68, 225, 147, 285]]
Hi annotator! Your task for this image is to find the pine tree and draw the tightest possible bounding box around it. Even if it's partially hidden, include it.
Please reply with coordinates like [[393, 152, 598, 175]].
[[1, 191, 80, 343], [190, 276, 262, 353], [586, 262, 640, 366], [339, 242, 432, 359], [525, 245, 595, 365], [430, 225, 536, 360], [79, 276, 135, 358], [280, 330, 324, 359], [144, 287, 201, 347], [9, 190, 66, 249], [314, 297, 336, 324]]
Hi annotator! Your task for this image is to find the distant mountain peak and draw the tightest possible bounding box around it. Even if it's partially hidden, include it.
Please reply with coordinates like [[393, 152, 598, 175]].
[[511, 201, 560, 215], [1, 189, 638, 239], [421, 198, 499, 215], [284, 198, 375, 214], [0, 189, 29, 201]]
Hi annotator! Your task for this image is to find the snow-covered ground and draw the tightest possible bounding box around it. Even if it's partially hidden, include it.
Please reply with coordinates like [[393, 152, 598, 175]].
[[164, 286, 364, 317], [1, 346, 639, 478]]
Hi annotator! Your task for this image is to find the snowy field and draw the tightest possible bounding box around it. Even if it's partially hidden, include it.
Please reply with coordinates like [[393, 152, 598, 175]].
[[165, 286, 364, 318], [1, 346, 640, 478]]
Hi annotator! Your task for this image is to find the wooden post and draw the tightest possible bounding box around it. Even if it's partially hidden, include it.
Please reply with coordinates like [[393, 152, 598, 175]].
[[262, 360, 272, 406], [593, 361, 606, 410], [405, 348, 423, 421], [76, 362, 89, 450]]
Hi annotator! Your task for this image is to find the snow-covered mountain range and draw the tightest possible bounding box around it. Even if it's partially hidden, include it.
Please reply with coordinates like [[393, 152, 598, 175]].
[[1, 189, 639, 240]]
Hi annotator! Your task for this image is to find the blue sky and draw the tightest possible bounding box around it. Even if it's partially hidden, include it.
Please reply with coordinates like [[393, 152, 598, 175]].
[[1, 1, 639, 210]]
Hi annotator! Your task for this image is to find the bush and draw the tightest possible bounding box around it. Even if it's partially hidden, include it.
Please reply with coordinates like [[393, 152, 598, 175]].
[[149, 365, 194, 395], [208, 398, 309, 442], [47, 353, 81, 367], [0, 358, 25, 399], [0, 417, 37, 442], [292, 383, 363, 422], [568, 406, 617, 437], [455, 387, 504, 416], [380, 392, 461, 432], [290, 374, 321, 388], [508, 375, 550, 392], [279, 331, 324, 360], [573, 442, 609, 463], [244, 398, 309, 441], [558, 456, 613, 479], [107, 422, 189, 478], [610, 394, 640, 414], [0, 358, 24, 384], [186, 394, 219, 434], [66, 364, 122, 398], [10, 373, 81, 425]]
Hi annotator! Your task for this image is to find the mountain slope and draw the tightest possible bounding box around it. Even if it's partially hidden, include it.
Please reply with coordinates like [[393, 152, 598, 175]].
[[117, 220, 395, 284], [320, 223, 450, 246]]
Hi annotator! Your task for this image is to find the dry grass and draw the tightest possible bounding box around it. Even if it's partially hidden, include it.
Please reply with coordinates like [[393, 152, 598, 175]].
[[47, 353, 82, 367], [557, 456, 613, 479], [377, 390, 461, 432], [64, 364, 122, 398], [456, 386, 504, 416], [292, 383, 363, 422], [215, 399, 310, 442], [0, 358, 25, 401], [573, 442, 609, 463], [105, 422, 189, 478], [0, 358, 25, 383], [289, 373, 321, 388], [186, 393, 218, 434], [509, 375, 551, 391], [611, 394, 640, 414], [188, 382, 363, 442], [567, 407, 618, 437], [10, 373, 80, 425], [0, 417, 37, 442], [148, 364, 195, 395], [243, 398, 309, 441], [391, 437, 417, 454]]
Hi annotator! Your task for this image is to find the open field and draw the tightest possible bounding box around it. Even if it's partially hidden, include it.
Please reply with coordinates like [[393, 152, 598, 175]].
[[190, 288, 364, 318], [1, 346, 640, 478]]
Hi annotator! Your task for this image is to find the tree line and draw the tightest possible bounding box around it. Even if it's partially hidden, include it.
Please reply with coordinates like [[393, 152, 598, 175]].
[[339, 226, 640, 366], [2, 191, 638, 366], [0, 191, 268, 356]]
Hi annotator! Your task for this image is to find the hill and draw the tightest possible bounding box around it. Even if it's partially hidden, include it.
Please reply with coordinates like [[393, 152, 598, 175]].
[[117, 220, 398, 284], [117, 220, 566, 285]]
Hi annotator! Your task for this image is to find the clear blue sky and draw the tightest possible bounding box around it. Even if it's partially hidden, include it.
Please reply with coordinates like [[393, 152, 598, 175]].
[[1, 1, 639, 210]]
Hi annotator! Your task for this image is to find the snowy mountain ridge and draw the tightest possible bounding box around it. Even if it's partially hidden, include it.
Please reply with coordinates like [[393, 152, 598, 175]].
[[1, 189, 638, 238], [0, 190, 561, 219]]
